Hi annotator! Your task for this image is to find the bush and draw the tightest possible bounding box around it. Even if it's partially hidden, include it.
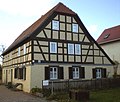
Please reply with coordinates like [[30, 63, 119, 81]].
[[42, 88, 51, 97], [30, 86, 42, 94], [7, 82, 13, 89]]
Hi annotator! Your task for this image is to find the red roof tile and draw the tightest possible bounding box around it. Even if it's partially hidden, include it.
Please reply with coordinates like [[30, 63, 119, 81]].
[[3, 2, 76, 55], [97, 25, 120, 44]]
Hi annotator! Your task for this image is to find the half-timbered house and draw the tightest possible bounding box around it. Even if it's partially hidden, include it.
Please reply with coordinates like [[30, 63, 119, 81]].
[[2, 2, 115, 92]]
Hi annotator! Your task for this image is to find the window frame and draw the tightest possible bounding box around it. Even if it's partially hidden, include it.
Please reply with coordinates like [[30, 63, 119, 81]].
[[72, 23, 78, 33], [52, 20, 59, 30], [50, 67, 58, 80], [96, 69, 102, 79], [73, 67, 80, 79], [14, 66, 26, 80], [18, 47, 20, 56], [75, 44, 81, 55], [50, 42, 57, 53], [68, 43, 74, 54], [23, 44, 26, 54]]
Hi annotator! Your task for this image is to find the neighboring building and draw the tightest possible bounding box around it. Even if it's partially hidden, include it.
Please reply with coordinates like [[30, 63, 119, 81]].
[[2, 2, 114, 92], [97, 25, 120, 74]]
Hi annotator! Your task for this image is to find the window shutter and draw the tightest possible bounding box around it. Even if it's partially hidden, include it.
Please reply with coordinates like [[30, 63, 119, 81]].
[[92, 69, 96, 78], [23, 67, 26, 80], [80, 67, 85, 78], [69, 67, 73, 79], [14, 68, 17, 78], [58, 67, 64, 79], [102, 68, 106, 78], [45, 67, 50, 80]]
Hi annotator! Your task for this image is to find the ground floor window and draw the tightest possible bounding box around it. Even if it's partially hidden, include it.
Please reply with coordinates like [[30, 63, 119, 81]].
[[69, 66, 85, 79], [73, 67, 79, 79], [45, 66, 63, 80], [50, 67, 58, 79], [14, 66, 26, 80], [93, 68, 106, 79]]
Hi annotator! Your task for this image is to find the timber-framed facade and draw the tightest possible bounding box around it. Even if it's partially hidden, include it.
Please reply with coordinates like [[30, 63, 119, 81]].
[[2, 2, 114, 92]]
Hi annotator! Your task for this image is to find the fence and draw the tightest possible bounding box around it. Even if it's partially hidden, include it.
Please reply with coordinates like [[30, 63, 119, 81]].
[[42, 78, 120, 92]]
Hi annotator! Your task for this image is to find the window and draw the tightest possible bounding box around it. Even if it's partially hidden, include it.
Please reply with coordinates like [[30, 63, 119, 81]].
[[50, 67, 58, 79], [45, 66, 63, 80], [68, 43, 81, 55], [69, 67, 85, 79], [68, 43, 74, 54], [93, 68, 106, 79], [18, 47, 20, 56], [73, 67, 79, 79], [104, 34, 110, 39], [50, 42, 57, 53], [14, 66, 26, 80], [75, 44, 81, 55], [52, 20, 59, 30], [23, 44, 26, 54], [72, 24, 78, 33], [96, 69, 101, 78]]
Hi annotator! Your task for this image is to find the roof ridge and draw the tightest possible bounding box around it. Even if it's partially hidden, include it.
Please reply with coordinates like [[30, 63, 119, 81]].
[[106, 25, 120, 30]]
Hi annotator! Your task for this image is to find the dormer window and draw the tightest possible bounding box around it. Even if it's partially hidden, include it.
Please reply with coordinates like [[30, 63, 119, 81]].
[[52, 20, 59, 30], [104, 34, 110, 39]]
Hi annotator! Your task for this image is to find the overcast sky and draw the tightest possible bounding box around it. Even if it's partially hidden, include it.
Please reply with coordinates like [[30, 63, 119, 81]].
[[0, 0, 120, 53]]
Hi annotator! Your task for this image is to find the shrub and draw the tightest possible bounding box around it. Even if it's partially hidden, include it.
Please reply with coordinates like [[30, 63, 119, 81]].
[[7, 82, 13, 89], [30, 86, 42, 94], [42, 88, 51, 97]]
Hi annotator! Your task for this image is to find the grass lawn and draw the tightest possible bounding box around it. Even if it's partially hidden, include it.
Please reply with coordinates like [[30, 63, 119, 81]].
[[90, 87, 120, 102], [47, 87, 120, 102]]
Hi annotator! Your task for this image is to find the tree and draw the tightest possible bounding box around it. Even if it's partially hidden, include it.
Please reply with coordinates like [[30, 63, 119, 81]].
[[0, 45, 6, 63]]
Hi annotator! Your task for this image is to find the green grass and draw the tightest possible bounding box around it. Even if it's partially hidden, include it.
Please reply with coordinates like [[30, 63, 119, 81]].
[[90, 88, 120, 102], [47, 87, 120, 102]]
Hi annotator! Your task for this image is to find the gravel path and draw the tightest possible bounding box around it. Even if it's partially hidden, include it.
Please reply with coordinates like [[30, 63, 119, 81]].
[[0, 85, 54, 102]]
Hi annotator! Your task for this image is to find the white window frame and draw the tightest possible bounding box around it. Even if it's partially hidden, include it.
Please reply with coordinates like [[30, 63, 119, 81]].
[[50, 42, 57, 53], [23, 44, 26, 54], [72, 24, 78, 33], [50, 67, 58, 79], [52, 20, 59, 30], [68, 43, 74, 54], [73, 67, 79, 79], [18, 47, 20, 56], [10, 52, 12, 59], [75, 44, 81, 55], [96, 69, 101, 78]]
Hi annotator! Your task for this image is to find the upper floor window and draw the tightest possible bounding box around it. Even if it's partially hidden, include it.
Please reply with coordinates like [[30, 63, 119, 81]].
[[23, 44, 26, 54], [68, 43, 81, 55], [75, 44, 81, 55], [68, 43, 74, 54], [72, 24, 78, 33], [52, 20, 59, 30], [18, 47, 20, 56], [50, 42, 57, 53]]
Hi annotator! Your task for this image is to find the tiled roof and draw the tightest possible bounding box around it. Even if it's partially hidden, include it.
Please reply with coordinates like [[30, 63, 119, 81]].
[[97, 25, 120, 44], [3, 2, 76, 55]]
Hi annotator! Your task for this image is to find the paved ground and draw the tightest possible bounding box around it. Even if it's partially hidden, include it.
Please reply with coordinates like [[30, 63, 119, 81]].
[[0, 85, 53, 102]]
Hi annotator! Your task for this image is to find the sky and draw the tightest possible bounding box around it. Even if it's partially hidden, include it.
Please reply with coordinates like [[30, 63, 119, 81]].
[[0, 0, 120, 56]]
